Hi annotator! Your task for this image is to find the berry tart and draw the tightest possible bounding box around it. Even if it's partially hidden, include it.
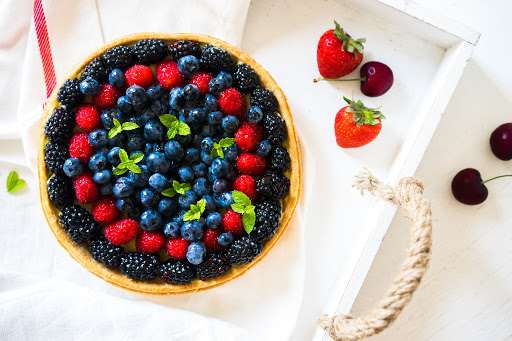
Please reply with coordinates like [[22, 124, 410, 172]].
[[38, 33, 300, 294]]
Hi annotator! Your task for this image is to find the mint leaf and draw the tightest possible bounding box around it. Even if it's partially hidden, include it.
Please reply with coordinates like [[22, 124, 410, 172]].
[[242, 211, 256, 234], [113, 166, 128, 175], [129, 153, 144, 163], [245, 205, 255, 214], [183, 199, 206, 221], [9, 179, 25, 193], [219, 138, 236, 148], [177, 122, 191, 136], [108, 126, 122, 139], [161, 188, 177, 197], [232, 190, 251, 207], [183, 210, 197, 222], [126, 163, 141, 173], [121, 122, 139, 131], [210, 145, 221, 159], [173, 180, 191, 195], [6, 171, 25, 193], [118, 149, 129, 163], [197, 199, 206, 214], [159, 114, 178, 127], [231, 203, 246, 214]]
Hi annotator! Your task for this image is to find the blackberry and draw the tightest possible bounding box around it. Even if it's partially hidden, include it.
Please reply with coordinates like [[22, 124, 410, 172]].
[[233, 63, 259, 94], [44, 107, 75, 144], [133, 39, 168, 65], [168, 40, 201, 62], [47, 175, 74, 207], [102, 45, 135, 71], [199, 44, 235, 75], [159, 259, 195, 284], [44, 143, 69, 174], [120, 252, 159, 280], [80, 57, 109, 83], [195, 252, 231, 281], [60, 205, 101, 243], [267, 146, 290, 172], [89, 236, 125, 268], [252, 200, 282, 242], [256, 173, 290, 199], [226, 236, 262, 265], [262, 112, 287, 146], [250, 88, 278, 115], [57, 78, 84, 109]]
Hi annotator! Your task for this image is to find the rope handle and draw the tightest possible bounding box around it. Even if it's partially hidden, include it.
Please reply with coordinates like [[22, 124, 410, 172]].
[[317, 168, 433, 341]]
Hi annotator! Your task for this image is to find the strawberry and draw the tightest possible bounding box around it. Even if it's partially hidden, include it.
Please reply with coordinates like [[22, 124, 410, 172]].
[[222, 210, 245, 237], [201, 228, 223, 252], [235, 122, 262, 152], [104, 219, 139, 246], [156, 60, 186, 90], [136, 230, 165, 253], [125, 65, 154, 88], [232, 175, 258, 202], [69, 133, 95, 163], [165, 237, 190, 259], [334, 97, 385, 148], [219, 88, 246, 118], [317, 21, 365, 79], [73, 171, 98, 204], [191, 72, 214, 96], [92, 196, 119, 224], [76, 104, 102, 133], [93, 84, 122, 109], [236, 153, 266, 175]]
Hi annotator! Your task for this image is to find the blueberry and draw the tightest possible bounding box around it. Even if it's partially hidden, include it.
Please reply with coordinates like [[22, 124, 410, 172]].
[[129, 165, 150, 188], [210, 157, 228, 178], [176, 133, 192, 146], [146, 152, 170, 173], [218, 191, 234, 209], [201, 151, 213, 165], [169, 87, 185, 110], [190, 108, 206, 123], [178, 56, 200, 77], [126, 85, 148, 107], [88, 153, 108, 172], [148, 173, 169, 192], [89, 129, 109, 148], [178, 166, 194, 183], [107, 147, 122, 166], [140, 188, 159, 208], [140, 210, 163, 231], [206, 212, 222, 229], [128, 206, 142, 220], [79, 78, 100, 95], [117, 96, 134, 115], [192, 162, 207, 177], [179, 110, 193, 125], [108, 132, 126, 147], [144, 142, 155, 155], [183, 148, 200, 164], [113, 177, 134, 198], [127, 134, 145, 150], [183, 83, 200, 102], [144, 120, 165, 142], [247, 106, 264, 124], [209, 78, 226, 95], [225, 169, 237, 180], [142, 107, 157, 122], [127, 117, 145, 135], [208, 111, 223, 126], [94, 170, 113, 184], [201, 124, 219, 137], [224, 144, 240, 163], [172, 210, 187, 225], [116, 198, 134, 213], [193, 178, 210, 197], [203, 95, 218, 113], [217, 71, 233, 88], [63, 158, 83, 178], [151, 100, 166, 116], [212, 178, 228, 194], [218, 233, 234, 246], [201, 137, 214, 153], [100, 183, 113, 196], [187, 242, 206, 265], [147, 84, 165, 101], [164, 140, 184, 162], [179, 190, 197, 209], [158, 198, 179, 217], [180, 221, 201, 242], [202, 195, 216, 212], [109, 68, 125, 88], [222, 115, 239, 133], [256, 140, 271, 157], [101, 109, 124, 130], [163, 222, 181, 238]]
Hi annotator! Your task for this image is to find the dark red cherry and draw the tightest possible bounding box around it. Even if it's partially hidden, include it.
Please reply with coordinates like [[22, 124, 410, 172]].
[[451, 168, 488, 205], [490, 123, 512, 160], [359, 61, 393, 97]]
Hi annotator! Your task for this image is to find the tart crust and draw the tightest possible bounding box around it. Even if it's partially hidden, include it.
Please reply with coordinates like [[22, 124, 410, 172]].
[[38, 33, 301, 295]]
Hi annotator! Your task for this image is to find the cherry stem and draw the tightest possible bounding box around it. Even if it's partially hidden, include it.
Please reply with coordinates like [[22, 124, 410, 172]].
[[481, 174, 512, 184], [313, 77, 366, 83]]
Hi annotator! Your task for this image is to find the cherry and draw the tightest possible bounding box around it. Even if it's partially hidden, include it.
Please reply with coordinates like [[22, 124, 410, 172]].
[[490, 123, 512, 160], [451, 168, 512, 205], [314, 61, 394, 97]]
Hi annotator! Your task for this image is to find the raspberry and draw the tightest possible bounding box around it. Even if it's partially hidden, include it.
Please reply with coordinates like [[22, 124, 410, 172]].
[[44, 107, 75, 144], [76, 104, 102, 133], [267, 146, 291, 172], [191, 72, 214, 96], [120, 252, 159, 280], [102, 45, 134, 71], [232, 175, 257, 202], [200, 44, 234, 74], [133, 39, 168, 65], [159, 259, 195, 284], [136, 230, 165, 253], [195, 252, 231, 281], [226, 236, 262, 265], [201, 228, 223, 252], [233, 63, 259, 94], [73, 171, 98, 204], [47, 175, 74, 207], [92, 196, 119, 224], [218, 88, 246, 118], [235, 122, 262, 152], [57, 78, 84, 109], [156, 60, 186, 90], [166, 237, 190, 259], [44, 142, 69, 174], [251, 88, 278, 115], [81, 57, 109, 83], [89, 236, 125, 268], [93, 84, 122, 109], [262, 112, 287, 146], [256, 173, 290, 199], [60, 205, 101, 243], [69, 133, 95, 163], [236, 153, 266, 175], [125, 65, 154, 88], [104, 219, 139, 246], [168, 40, 201, 62], [222, 210, 245, 237]]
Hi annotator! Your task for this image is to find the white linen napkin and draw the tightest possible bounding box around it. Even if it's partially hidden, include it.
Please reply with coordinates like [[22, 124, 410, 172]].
[[0, 0, 309, 340]]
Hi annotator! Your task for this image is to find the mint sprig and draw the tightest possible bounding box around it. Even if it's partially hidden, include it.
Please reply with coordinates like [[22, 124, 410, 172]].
[[159, 114, 191, 139], [231, 191, 256, 234], [113, 149, 144, 175], [183, 199, 206, 221], [108, 119, 139, 139], [210, 138, 236, 159], [6, 171, 25, 193], [161, 180, 191, 197]]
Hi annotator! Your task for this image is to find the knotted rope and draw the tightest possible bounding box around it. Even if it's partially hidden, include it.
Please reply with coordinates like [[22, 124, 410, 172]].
[[317, 168, 433, 341]]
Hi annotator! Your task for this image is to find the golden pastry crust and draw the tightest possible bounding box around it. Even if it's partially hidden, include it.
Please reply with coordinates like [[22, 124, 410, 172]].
[[38, 33, 301, 295]]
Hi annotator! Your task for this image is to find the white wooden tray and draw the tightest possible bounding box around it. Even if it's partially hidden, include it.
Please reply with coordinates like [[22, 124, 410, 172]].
[[242, 0, 479, 339]]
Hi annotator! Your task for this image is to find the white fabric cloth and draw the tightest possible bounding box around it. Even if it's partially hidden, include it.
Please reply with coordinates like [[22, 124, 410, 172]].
[[0, 0, 310, 340]]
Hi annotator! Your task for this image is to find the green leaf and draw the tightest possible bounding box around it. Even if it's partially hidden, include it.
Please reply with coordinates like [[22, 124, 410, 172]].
[[159, 114, 178, 128], [113, 166, 127, 175], [197, 199, 206, 214], [343, 96, 352, 105], [231, 203, 246, 214], [183, 211, 197, 222], [177, 122, 191, 136], [113, 118, 121, 128], [219, 138, 236, 148], [129, 153, 144, 163], [245, 205, 255, 214], [121, 122, 139, 131], [242, 211, 256, 234], [173, 180, 191, 195], [9, 179, 25, 193], [118, 149, 129, 163], [6, 171, 18, 191], [232, 190, 251, 207], [210, 147, 219, 159], [161, 188, 177, 197], [167, 127, 178, 140], [127, 163, 141, 173], [108, 125, 122, 139]]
